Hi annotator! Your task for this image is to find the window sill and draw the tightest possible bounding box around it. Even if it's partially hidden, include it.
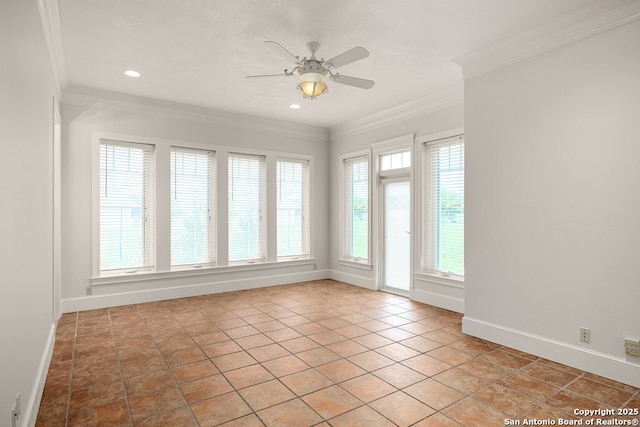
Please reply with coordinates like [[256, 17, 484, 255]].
[[415, 271, 464, 289], [338, 258, 373, 271], [91, 258, 316, 286]]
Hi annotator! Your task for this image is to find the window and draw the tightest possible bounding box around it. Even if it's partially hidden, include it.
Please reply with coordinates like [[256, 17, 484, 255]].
[[277, 159, 310, 259], [380, 150, 411, 171], [423, 135, 464, 277], [170, 147, 215, 267], [343, 155, 369, 262], [228, 153, 266, 263], [99, 141, 155, 272], [94, 135, 315, 279]]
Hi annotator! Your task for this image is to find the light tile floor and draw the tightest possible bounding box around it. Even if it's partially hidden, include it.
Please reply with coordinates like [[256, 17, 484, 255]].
[[36, 280, 639, 426]]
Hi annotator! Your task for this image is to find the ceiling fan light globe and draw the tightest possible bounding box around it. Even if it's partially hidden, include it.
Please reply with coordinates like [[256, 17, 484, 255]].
[[298, 81, 327, 98], [297, 72, 328, 98]]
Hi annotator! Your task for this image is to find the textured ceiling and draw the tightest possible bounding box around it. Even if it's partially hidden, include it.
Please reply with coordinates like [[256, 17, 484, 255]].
[[58, 0, 593, 128]]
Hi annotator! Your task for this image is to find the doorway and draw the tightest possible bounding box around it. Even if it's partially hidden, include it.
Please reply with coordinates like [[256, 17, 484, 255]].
[[381, 178, 411, 294]]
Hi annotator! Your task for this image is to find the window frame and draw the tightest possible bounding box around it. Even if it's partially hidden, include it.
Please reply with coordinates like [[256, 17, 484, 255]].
[[170, 146, 216, 269], [91, 132, 315, 282], [227, 152, 267, 264], [420, 132, 465, 279], [379, 149, 411, 172], [94, 138, 156, 275], [276, 157, 311, 261], [339, 151, 372, 268]]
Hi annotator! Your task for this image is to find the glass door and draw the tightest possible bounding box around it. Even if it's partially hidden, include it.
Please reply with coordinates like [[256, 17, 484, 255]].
[[382, 179, 411, 293]]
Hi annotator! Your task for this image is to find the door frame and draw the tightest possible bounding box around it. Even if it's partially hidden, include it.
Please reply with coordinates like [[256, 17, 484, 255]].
[[371, 134, 415, 297]]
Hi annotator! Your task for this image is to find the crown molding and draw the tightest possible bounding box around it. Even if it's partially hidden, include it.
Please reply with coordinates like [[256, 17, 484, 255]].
[[37, 0, 67, 99], [330, 83, 464, 141], [455, 0, 640, 80], [63, 82, 460, 144], [62, 86, 329, 143]]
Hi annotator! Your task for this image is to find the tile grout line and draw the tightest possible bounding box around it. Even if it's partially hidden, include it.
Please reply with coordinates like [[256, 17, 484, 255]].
[[193, 306, 267, 426], [273, 303, 400, 426], [213, 305, 327, 426], [297, 297, 443, 424], [143, 304, 203, 426], [462, 359, 548, 421], [357, 317, 466, 426], [106, 309, 135, 427], [63, 311, 79, 427], [248, 299, 434, 426], [352, 320, 543, 424], [40, 281, 638, 426], [513, 371, 587, 421], [197, 299, 370, 425], [364, 304, 465, 425], [160, 306, 209, 427], [208, 295, 621, 423]]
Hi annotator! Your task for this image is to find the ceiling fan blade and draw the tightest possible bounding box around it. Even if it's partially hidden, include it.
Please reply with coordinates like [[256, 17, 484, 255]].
[[245, 73, 294, 79], [264, 40, 300, 63], [330, 74, 375, 89], [325, 46, 369, 69]]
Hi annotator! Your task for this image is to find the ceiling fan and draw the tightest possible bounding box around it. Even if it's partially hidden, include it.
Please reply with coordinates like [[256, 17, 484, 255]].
[[246, 41, 375, 100]]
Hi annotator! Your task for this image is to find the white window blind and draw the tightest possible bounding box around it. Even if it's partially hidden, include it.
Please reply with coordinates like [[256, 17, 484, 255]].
[[170, 147, 215, 267], [99, 141, 155, 272], [228, 153, 266, 263], [277, 159, 309, 259], [344, 156, 369, 261], [423, 135, 464, 276]]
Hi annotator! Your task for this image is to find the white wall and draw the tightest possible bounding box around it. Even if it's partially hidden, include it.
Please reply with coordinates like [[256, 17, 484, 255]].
[[61, 92, 330, 311], [464, 20, 640, 387], [0, 0, 58, 425], [328, 100, 464, 309]]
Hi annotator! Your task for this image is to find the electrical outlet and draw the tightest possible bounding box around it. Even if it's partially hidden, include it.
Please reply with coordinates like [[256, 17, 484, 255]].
[[11, 393, 21, 427], [86, 286, 93, 295], [580, 327, 590, 343], [624, 337, 640, 357]]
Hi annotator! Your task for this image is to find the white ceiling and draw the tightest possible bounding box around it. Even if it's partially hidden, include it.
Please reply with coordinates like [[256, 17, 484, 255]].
[[57, 0, 594, 128]]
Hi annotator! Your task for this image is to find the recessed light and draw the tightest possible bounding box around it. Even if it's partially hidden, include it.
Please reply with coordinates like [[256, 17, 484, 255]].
[[289, 104, 301, 109], [124, 70, 141, 78]]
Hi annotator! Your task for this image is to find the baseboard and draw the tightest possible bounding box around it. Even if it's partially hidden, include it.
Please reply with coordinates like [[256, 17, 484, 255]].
[[62, 269, 330, 313], [411, 288, 464, 313], [326, 271, 466, 313], [463, 316, 640, 388], [26, 322, 56, 427], [328, 269, 376, 290]]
